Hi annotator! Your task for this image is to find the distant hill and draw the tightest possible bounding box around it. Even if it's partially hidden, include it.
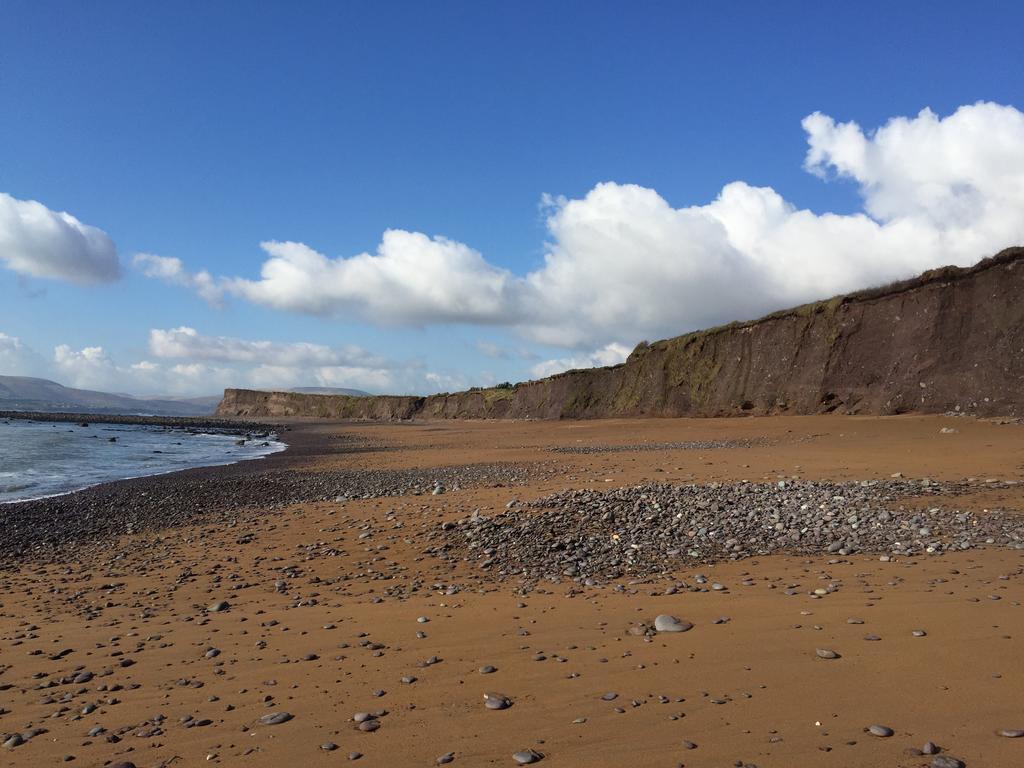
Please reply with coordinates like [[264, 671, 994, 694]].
[[289, 386, 371, 397], [0, 376, 219, 416]]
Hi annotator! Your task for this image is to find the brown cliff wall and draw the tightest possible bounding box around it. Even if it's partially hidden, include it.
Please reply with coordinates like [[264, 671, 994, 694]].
[[216, 247, 1024, 420]]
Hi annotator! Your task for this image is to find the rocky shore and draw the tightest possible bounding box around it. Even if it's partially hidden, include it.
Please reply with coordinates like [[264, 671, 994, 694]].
[[0, 409, 278, 432], [0, 423, 555, 564]]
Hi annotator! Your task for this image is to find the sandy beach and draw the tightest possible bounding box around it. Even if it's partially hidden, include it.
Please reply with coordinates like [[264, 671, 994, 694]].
[[2, 414, 1023, 767]]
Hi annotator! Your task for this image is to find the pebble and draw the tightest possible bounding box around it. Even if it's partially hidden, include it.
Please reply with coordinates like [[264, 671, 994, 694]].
[[998, 729, 1024, 738], [259, 711, 293, 725], [654, 615, 693, 633], [3, 734, 24, 749], [208, 600, 230, 612], [930, 757, 964, 768], [484, 692, 513, 710], [436, 752, 455, 764], [479, 665, 497, 674], [868, 725, 894, 737], [816, 649, 840, 659], [512, 749, 544, 764]]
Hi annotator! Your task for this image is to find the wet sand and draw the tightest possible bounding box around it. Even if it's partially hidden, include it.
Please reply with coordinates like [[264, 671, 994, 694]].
[[1, 414, 1022, 767]]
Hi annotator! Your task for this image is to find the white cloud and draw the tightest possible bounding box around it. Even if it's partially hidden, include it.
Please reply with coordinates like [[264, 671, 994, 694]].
[[138, 102, 1024, 354], [530, 342, 631, 379], [133, 254, 221, 303], [0, 192, 119, 283], [148, 327, 403, 393], [3, 329, 444, 396], [225, 232, 517, 325], [0, 332, 48, 377], [53, 344, 116, 390], [148, 326, 387, 368]]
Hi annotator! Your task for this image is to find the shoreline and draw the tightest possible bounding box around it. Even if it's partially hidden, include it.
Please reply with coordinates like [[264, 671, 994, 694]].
[[0, 409, 281, 432], [0, 422, 551, 565]]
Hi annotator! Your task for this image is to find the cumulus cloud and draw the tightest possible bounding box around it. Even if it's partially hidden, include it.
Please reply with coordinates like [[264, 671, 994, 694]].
[[529, 343, 631, 379], [149, 326, 388, 369], [0, 332, 48, 377], [227, 233, 516, 325], [133, 254, 221, 303], [0, 192, 119, 283], [1, 330, 440, 396], [147, 326, 404, 393], [138, 102, 1024, 352], [52, 344, 116, 390]]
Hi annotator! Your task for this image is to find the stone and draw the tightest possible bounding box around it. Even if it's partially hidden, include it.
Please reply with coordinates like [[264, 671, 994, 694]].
[[868, 725, 894, 737], [484, 692, 512, 710], [259, 712, 293, 725], [512, 749, 543, 764], [654, 615, 693, 633]]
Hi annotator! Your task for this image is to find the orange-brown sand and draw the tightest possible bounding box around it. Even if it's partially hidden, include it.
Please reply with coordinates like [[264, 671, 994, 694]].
[[2, 415, 1022, 767]]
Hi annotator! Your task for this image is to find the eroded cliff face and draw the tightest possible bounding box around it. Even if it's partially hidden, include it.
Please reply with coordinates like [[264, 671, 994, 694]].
[[217, 247, 1024, 421]]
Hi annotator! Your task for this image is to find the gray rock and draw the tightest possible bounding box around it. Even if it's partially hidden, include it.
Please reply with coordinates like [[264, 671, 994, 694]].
[[512, 749, 543, 764], [484, 692, 512, 710], [208, 600, 230, 612], [654, 615, 693, 633], [868, 724, 894, 737], [3, 734, 24, 749], [816, 649, 840, 659], [259, 712, 293, 725]]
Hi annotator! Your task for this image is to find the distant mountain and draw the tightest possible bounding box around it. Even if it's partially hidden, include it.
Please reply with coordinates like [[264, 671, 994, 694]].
[[289, 386, 371, 397], [0, 376, 219, 416]]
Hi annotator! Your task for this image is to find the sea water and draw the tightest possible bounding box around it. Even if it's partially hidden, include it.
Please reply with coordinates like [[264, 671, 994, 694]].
[[0, 419, 286, 504]]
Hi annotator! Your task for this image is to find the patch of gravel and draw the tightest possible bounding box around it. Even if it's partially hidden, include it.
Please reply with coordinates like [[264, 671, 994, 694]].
[[1, 463, 554, 565], [549, 439, 762, 454], [430, 479, 1024, 582]]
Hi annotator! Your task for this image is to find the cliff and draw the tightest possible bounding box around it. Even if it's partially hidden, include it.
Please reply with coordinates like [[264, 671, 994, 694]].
[[217, 247, 1024, 420]]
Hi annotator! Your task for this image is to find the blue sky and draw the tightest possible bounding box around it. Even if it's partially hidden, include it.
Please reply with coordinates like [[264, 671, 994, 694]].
[[2, 2, 1023, 395]]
